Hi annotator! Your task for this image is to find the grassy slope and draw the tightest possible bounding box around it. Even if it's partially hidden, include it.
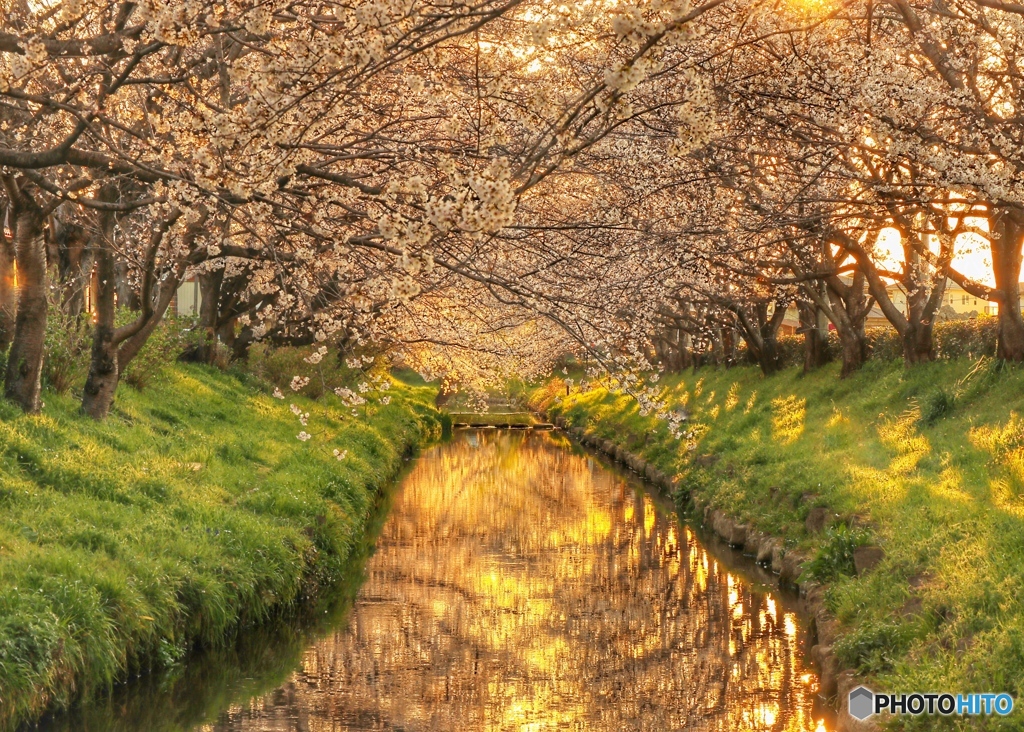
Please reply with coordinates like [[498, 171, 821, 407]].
[[39, 462, 405, 732], [531, 359, 1024, 730], [0, 364, 441, 730]]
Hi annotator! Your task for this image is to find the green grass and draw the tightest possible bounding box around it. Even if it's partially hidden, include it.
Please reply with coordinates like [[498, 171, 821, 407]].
[[0, 364, 442, 730], [532, 359, 1024, 730], [37, 453, 407, 732]]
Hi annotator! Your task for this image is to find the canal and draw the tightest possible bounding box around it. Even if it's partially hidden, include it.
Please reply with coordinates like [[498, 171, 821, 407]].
[[40, 429, 829, 731]]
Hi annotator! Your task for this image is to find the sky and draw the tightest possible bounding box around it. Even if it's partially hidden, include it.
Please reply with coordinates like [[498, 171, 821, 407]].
[[873, 222, 997, 290]]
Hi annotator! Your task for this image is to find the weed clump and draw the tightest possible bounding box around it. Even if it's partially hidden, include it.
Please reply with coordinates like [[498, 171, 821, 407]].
[[803, 524, 871, 582], [921, 387, 956, 425], [834, 618, 919, 675]]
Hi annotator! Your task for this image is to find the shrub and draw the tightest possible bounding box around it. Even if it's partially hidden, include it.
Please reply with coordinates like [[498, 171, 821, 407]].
[[39, 303, 204, 395], [771, 334, 809, 367], [117, 312, 203, 390], [244, 342, 387, 401], [736, 318, 998, 370], [42, 301, 90, 394], [935, 317, 999, 360], [865, 327, 902, 361]]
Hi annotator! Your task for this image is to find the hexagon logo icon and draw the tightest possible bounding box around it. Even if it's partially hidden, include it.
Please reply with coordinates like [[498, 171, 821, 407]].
[[848, 686, 875, 721]]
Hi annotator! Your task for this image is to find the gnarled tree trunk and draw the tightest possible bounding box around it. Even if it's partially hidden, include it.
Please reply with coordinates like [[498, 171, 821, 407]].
[[722, 325, 739, 367], [196, 268, 223, 364], [81, 205, 119, 419], [799, 272, 871, 378], [798, 300, 830, 372], [80, 206, 189, 418], [51, 209, 95, 320], [4, 192, 48, 413], [830, 273, 871, 377], [991, 206, 1024, 362], [731, 299, 788, 376], [0, 204, 16, 352], [116, 275, 184, 372], [835, 224, 947, 367], [900, 317, 938, 366], [837, 326, 868, 376]]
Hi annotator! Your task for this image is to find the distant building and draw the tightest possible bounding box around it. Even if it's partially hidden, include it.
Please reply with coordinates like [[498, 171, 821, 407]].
[[779, 309, 800, 336], [780, 278, 1017, 335], [884, 281, 1016, 322], [173, 278, 202, 317], [80, 276, 203, 318]]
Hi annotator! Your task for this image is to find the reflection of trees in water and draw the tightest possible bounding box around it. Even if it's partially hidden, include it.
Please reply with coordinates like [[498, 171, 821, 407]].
[[208, 431, 824, 732]]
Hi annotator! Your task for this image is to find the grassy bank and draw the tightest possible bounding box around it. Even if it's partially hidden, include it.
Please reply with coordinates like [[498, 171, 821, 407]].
[[531, 360, 1024, 730], [36, 454, 406, 732], [0, 364, 441, 730]]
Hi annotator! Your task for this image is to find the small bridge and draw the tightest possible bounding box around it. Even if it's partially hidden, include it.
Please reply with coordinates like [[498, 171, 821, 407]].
[[448, 411, 554, 430]]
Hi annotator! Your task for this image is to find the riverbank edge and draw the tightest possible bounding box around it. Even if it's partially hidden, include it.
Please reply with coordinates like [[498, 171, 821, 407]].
[[543, 411, 877, 732], [1, 368, 443, 732]]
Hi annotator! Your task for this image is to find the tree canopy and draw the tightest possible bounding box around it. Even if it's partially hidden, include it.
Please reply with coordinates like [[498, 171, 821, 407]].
[[2, 0, 1022, 416]]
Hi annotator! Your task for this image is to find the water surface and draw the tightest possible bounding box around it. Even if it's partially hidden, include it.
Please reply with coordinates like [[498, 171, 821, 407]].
[[44, 430, 829, 731]]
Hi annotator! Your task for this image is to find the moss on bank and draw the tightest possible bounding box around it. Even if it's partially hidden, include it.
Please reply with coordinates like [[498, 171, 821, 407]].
[[0, 364, 441, 730], [531, 360, 1024, 730]]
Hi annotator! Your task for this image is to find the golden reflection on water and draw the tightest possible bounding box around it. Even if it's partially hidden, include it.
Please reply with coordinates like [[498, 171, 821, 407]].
[[205, 431, 827, 732]]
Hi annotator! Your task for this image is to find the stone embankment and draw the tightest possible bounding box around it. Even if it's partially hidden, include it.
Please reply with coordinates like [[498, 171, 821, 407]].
[[552, 415, 880, 732]]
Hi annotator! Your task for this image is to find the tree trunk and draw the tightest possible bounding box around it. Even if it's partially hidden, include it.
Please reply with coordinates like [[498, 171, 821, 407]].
[[117, 311, 165, 370], [196, 269, 222, 364], [232, 324, 257, 362], [116, 267, 183, 371], [799, 301, 830, 372], [757, 333, 782, 375], [0, 211, 16, 352], [655, 320, 693, 371], [115, 309, 172, 374], [758, 301, 788, 375], [901, 322, 936, 365], [52, 215, 95, 320], [679, 330, 693, 369], [722, 326, 739, 367], [732, 300, 787, 376], [216, 315, 236, 354], [64, 246, 95, 320], [838, 327, 867, 377], [803, 326, 828, 372], [740, 328, 782, 375], [709, 328, 723, 366], [997, 307, 1024, 362], [4, 199, 48, 413], [991, 207, 1024, 362], [81, 208, 119, 419], [839, 226, 944, 368], [899, 239, 944, 366], [829, 272, 871, 378]]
